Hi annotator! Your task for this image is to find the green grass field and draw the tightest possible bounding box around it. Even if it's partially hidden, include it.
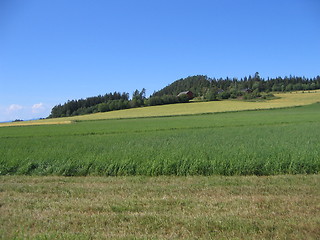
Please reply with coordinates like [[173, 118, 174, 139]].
[[1, 102, 319, 176]]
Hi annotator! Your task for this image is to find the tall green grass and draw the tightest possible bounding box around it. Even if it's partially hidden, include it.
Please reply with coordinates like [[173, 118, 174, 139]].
[[1, 103, 320, 176]]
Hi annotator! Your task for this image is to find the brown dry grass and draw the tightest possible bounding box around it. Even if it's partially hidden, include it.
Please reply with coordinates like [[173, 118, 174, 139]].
[[1, 175, 319, 239]]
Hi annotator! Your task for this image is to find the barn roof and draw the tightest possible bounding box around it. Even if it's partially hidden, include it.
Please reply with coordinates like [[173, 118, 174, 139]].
[[178, 91, 192, 96]]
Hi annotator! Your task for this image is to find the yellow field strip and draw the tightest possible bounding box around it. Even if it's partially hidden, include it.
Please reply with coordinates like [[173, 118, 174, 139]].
[[0, 120, 73, 127], [1, 90, 319, 127]]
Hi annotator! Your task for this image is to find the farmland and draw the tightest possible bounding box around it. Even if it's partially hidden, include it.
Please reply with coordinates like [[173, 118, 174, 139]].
[[1, 102, 320, 176], [1, 90, 319, 127], [1, 92, 320, 239]]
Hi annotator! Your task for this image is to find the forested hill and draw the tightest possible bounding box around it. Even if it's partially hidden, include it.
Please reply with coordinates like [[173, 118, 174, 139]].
[[48, 74, 320, 118], [152, 75, 211, 97], [153, 74, 320, 98]]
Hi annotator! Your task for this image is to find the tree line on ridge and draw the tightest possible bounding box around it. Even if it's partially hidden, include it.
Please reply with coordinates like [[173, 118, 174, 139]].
[[48, 73, 320, 118]]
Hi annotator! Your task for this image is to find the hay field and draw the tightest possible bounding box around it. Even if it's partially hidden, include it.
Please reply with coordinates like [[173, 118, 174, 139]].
[[1, 90, 319, 127], [1, 175, 319, 239], [56, 90, 320, 121], [0, 120, 72, 127]]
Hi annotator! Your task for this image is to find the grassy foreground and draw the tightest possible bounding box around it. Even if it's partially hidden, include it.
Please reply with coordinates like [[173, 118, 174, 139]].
[[1, 175, 319, 239]]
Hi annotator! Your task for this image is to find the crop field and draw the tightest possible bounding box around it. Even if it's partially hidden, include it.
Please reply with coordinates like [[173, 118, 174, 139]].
[[1, 102, 320, 176]]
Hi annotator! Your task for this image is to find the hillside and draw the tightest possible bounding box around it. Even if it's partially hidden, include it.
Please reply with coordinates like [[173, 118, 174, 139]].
[[1, 90, 320, 127], [152, 75, 211, 97], [152, 74, 320, 98], [47, 74, 320, 119]]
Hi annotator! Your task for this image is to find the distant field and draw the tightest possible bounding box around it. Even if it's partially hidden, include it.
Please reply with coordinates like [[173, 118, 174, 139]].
[[1, 175, 319, 239], [1, 102, 319, 176], [0, 120, 72, 127], [1, 90, 319, 127]]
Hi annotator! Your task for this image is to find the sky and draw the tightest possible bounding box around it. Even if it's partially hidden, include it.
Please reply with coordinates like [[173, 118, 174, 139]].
[[0, 0, 319, 122]]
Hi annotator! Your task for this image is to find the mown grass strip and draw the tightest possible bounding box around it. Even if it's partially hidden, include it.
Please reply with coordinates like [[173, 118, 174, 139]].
[[0, 175, 319, 239]]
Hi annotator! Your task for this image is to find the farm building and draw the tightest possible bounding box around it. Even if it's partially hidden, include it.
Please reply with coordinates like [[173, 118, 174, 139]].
[[177, 91, 194, 99], [241, 88, 253, 93]]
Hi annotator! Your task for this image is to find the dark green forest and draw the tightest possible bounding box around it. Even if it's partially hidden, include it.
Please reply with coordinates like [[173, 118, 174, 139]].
[[49, 74, 320, 118]]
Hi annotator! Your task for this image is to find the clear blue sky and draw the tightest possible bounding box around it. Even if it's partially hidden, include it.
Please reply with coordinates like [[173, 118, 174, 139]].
[[1, 0, 319, 121]]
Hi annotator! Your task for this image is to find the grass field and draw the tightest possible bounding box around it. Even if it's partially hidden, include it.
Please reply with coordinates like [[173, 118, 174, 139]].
[[1, 90, 319, 127], [1, 175, 319, 239], [1, 102, 319, 176]]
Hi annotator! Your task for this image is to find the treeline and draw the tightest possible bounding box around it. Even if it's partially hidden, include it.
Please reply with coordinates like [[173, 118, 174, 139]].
[[49, 92, 129, 118], [153, 74, 320, 100], [49, 73, 320, 118], [49, 89, 189, 118]]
